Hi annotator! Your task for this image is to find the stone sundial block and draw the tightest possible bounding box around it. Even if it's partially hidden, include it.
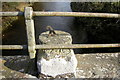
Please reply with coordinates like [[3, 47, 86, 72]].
[[37, 30, 77, 78]]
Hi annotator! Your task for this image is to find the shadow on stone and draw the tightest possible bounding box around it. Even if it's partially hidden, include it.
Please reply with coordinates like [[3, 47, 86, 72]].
[[3, 56, 38, 77]]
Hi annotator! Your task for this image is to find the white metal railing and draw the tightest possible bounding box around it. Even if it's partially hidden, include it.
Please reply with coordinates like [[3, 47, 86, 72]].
[[1, 44, 120, 50], [1, 11, 119, 18], [1, 7, 120, 59]]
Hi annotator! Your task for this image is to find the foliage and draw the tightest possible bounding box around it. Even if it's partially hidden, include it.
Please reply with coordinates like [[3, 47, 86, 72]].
[[71, 2, 120, 43]]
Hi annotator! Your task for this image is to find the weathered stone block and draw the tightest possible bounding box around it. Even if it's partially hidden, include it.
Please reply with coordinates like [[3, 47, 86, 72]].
[[37, 30, 77, 78]]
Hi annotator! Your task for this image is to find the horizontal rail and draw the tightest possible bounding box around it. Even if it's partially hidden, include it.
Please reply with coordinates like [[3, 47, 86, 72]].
[[35, 44, 120, 49], [0, 12, 119, 18], [0, 12, 24, 17], [0, 45, 27, 49], [1, 44, 120, 50], [33, 12, 120, 18]]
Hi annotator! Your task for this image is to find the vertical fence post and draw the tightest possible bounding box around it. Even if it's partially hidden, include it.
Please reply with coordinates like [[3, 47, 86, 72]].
[[24, 7, 36, 59]]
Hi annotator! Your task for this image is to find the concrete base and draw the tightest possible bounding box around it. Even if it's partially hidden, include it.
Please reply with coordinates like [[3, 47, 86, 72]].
[[37, 30, 77, 78]]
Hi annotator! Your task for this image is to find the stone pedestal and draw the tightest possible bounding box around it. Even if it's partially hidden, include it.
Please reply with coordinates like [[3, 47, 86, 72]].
[[37, 30, 77, 78]]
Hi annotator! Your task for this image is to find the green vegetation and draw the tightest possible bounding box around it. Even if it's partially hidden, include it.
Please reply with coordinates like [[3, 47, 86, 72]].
[[2, 2, 19, 11], [2, 2, 32, 33], [71, 2, 119, 13], [71, 2, 120, 43]]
